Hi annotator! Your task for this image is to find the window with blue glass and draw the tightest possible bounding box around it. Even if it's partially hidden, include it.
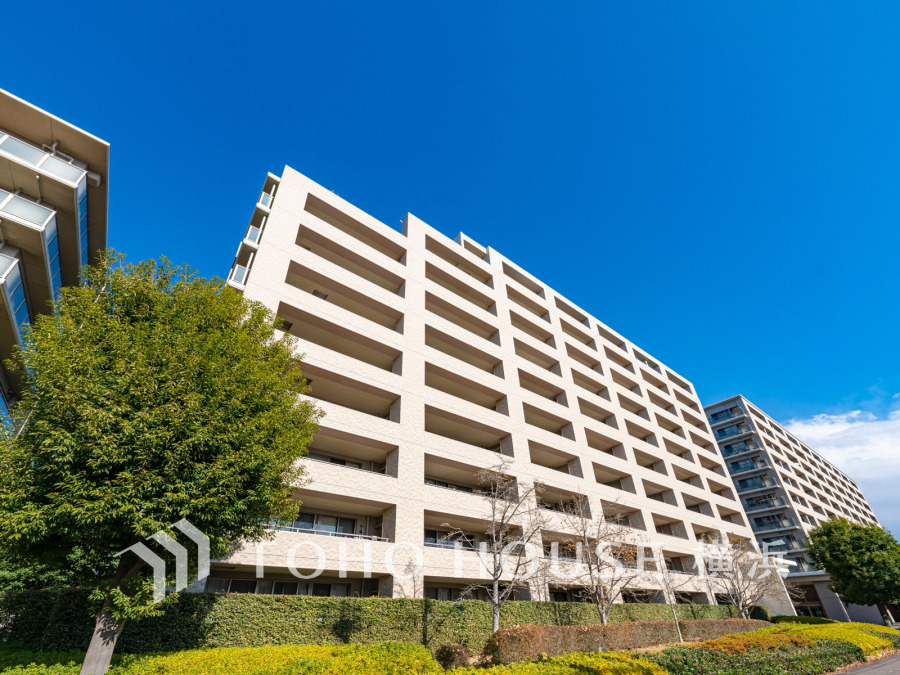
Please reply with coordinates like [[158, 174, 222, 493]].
[[0, 391, 10, 431], [6, 265, 30, 337], [78, 190, 89, 267], [46, 223, 62, 300]]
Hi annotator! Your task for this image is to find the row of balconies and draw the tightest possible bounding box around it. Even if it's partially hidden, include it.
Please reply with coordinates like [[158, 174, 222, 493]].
[[250, 186, 707, 430]]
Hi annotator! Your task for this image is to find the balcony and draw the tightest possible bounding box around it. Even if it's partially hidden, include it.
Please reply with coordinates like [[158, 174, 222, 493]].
[[272, 522, 387, 542], [708, 407, 743, 425], [424, 405, 509, 454], [539, 487, 588, 516], [736, 476, 778, 493], [729, 458, 769, 475], [761, 537, 803, 552], [271, 504, 388, 542], [528, 440, 580, 476], [423, 454, 494, 498], [743, 497, 787, 512], [276, 302, 402, 372], [305, 426, 396, 476], [715, 424, 752, 440], [258, 191, 275, 210], [721, 442, 760, 458], [286, 260, 403, 331], [753, 517, 798, 532]]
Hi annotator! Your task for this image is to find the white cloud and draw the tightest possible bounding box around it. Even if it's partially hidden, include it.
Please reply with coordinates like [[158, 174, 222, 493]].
[[785, 409, 900, 536]]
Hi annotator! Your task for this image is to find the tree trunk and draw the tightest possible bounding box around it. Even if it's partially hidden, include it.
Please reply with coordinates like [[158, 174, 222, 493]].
[[876, 602, 895, 626], [669, 601, 684, 642], [80, 606, 125, 675]]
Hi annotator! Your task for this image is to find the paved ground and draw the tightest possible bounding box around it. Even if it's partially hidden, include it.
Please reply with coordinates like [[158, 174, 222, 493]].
[[845, 654, 900, 674]]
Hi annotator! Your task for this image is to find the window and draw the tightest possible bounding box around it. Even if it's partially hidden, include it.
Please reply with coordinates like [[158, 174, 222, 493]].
[[274, 581, 299, 595], [424, 529, 474, 550], [308, 452, 363, 470], [205, 578, 230, 593], [425, 587, 461, 601], [294, 512, 356, 535], [229, 580, 258, 594], [310, 583, 349, 597]]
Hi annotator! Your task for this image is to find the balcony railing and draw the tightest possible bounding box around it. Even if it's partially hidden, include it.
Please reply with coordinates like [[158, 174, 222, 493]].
[[709, 409, 741, 424], [716, 425, 752, 439], [258, 192, 274, 209], [754, 517, 798, 532], [744, 497, 787, 511], [246, 225, 262, 244], [424, 539, 476, 551], [737, 477, 778, 492], [230, 264, 249, 285], [730, 459, 769, 473], [271, 525, 387, 542], [788, 560, 818, 573], [722, 443, 760, 458], [763, 539, 802, 552]]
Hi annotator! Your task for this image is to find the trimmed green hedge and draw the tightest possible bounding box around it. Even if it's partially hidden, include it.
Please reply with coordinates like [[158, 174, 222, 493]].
[[771, 615, 836, 625], [0, 590, 747, 654]]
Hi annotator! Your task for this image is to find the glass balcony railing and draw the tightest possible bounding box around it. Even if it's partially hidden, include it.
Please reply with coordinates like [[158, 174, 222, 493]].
[[730, 459, 769, 473], [722, 443, 760, 458], [744, 497, 787, 511], [709, 409, 741, 424], [737, 476, 778, 492], [754, 517, 798, 532], [788, 559, 818, 573], [0, 133, 87, 186], [762, 538, 802, 552], [258, 192, 274, 208], [230, 265, 249, 285], [716, 425, 752, 439], [246, 226, 262, 244], [0, 190, 55, 228]]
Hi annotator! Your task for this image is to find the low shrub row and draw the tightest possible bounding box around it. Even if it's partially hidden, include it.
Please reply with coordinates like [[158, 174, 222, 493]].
[[483, 619, 769, 664], [771, 615, 836, 625], [642, 639, 864, 675], [456, 652, 667, 674], [0, 644, 445, 675], [0, 589, 751, 654], [638, 620, 900, 675], [784, 622, 900, 655]]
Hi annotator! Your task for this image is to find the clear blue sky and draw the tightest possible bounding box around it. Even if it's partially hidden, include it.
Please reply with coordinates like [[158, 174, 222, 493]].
[[3, 3, 898, 523]]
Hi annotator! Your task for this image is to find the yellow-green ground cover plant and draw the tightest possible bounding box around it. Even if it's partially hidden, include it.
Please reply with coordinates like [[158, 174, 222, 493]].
[[640, 619, 900, 675]]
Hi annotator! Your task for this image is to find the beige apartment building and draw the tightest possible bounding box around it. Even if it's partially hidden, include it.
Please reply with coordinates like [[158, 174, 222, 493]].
[[705, 395, 884, 623], [212, 166, 792, 611]]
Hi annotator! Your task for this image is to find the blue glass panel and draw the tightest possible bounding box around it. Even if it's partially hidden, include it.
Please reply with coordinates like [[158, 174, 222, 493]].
[[78, 193, 88, 222]]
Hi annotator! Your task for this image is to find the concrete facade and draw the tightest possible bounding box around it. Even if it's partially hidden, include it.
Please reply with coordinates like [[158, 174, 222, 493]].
[[0, 89, 108, 413], [213, 166, 792, 612], [705, 395, 883, 622]]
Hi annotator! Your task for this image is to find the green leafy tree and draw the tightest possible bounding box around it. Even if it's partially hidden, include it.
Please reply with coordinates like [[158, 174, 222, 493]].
[[0, 255, 321, 674], [805, 517, 900, 624]]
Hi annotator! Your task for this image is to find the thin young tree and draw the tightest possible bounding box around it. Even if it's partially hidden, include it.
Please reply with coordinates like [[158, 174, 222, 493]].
[[557, 500, 648, 625], [701, 534, 792, 619], [0, 255, 322, 674], [443, 458, 548, 634], [654, 551, 699, 643]]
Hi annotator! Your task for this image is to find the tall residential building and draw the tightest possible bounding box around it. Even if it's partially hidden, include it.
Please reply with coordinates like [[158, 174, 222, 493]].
[[0, 89, 109, 413], [213, 165, 792, 612], [705, 395, 883, 623]]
